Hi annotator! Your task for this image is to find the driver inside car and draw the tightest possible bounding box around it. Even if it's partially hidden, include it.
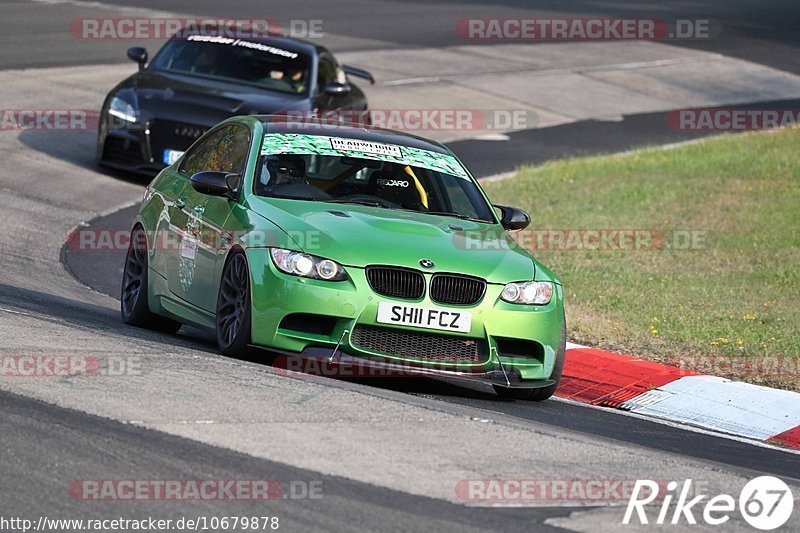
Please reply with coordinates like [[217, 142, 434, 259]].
[[259, 155, 309, 195], [267, 67, 307, 93]]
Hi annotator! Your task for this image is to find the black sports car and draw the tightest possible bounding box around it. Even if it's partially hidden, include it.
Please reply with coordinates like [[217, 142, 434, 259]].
[[97, 31, 373, 175]]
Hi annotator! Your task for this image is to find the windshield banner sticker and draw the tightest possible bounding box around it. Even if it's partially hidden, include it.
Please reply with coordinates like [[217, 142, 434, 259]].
[[261, 133, 469, 179], [329, 137, 402, 157], [187, 34, 299, 59]]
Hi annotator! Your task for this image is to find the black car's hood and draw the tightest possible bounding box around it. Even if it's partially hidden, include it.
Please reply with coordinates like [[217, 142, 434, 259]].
[[118, 69, 310, 126]]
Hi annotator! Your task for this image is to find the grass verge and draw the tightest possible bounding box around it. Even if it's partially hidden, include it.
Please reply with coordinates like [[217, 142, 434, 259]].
[[481, 130, 800, 390]]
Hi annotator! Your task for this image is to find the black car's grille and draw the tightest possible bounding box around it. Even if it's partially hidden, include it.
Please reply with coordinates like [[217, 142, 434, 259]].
[[366, 266, 425, 299], [430, 274, 486, 306], [149, 120, 208, 161], [351, 325, 486, 364], [102, 136, 144, 166]]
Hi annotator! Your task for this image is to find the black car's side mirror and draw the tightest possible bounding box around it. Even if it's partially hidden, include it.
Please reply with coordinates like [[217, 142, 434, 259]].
[[127, 47, 148, 71], [496, 205, 531, 231], [323, 81, 351, 96], [342, 65, 375, 85], [190, 171, 238, 199]]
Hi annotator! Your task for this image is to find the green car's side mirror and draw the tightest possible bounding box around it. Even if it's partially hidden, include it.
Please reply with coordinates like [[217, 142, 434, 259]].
[[496, 205, 531, 231], [190, 171, 238, 199]]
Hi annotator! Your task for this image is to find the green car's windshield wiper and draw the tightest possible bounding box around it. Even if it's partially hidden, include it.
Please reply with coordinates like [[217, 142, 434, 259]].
[[421, 211, 489, 223], [270, 194, 320, 201], [317, 200, 489, 222], [325, 199, 387, 208]]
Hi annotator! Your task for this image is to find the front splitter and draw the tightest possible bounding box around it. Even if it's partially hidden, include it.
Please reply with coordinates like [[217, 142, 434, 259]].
[[272, 346, 557, 390]]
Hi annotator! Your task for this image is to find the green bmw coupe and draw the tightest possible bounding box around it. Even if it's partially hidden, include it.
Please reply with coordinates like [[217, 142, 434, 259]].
[[122, 115, 565, 400]]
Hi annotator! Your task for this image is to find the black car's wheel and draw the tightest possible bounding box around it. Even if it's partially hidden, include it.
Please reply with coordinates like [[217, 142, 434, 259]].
[[121, 225, 181, 333], [494, 316, 566, 401], [216, 251, 253, 356]]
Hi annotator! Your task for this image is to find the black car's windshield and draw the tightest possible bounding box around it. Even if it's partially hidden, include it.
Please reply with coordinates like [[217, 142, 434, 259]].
[[255, 140, 496, 223], [149, 35, 310, 95]]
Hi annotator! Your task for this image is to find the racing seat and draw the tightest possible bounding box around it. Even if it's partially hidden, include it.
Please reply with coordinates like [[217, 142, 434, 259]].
[[366, 171, 422, 210]]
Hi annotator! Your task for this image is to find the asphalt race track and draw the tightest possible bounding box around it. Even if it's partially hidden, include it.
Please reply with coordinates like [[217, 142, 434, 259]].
[[1, 389, 574, 532], [2, 1, 800, 531], [5, 0, 800, 73], [60, 204, 800, 479]]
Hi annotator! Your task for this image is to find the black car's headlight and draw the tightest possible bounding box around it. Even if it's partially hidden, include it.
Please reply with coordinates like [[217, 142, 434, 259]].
[[500, 281, 554, 305], [108, 96, 139, 125], [270, 248, 348, 281]]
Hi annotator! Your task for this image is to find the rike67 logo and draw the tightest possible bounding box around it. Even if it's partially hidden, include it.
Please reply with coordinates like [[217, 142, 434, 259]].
[[624, 477, 794, 530]]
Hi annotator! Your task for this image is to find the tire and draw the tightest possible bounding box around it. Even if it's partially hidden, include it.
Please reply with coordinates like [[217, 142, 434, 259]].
[[493, 316, 566, 401], [215, 251, 253, 356], [120, 225, 181, 333]]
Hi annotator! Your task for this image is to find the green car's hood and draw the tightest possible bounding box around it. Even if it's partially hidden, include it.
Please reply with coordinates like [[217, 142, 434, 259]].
[[248, 197, 536, 283]]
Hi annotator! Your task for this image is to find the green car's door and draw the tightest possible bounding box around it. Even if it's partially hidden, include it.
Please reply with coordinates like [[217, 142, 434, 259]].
[[169, 124, 251, 312]]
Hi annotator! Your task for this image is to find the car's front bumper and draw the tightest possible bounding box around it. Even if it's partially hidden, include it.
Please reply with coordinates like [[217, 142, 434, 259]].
[[246, 249, 565, 384], [98, 127, 165, 175], [97, 115, 209, 175]]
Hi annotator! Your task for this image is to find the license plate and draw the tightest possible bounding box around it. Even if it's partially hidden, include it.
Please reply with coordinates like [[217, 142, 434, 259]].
[[376, 302, 471, 333], [163, 149, 184, 165]]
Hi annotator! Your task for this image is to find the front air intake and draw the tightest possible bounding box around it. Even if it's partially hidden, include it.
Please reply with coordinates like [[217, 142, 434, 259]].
[[365, 266, 425, 300], [429, 274, 486, 306]]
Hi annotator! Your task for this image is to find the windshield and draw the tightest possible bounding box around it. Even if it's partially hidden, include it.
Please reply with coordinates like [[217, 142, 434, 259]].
[[256, 133, 496, 223], [149, 35, 310, 95]]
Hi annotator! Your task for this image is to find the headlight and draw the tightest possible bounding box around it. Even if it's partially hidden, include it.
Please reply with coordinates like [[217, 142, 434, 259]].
[[108, 96, 138, 124], [500, 281, 553, 305], [270, 248, 348, 281]]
